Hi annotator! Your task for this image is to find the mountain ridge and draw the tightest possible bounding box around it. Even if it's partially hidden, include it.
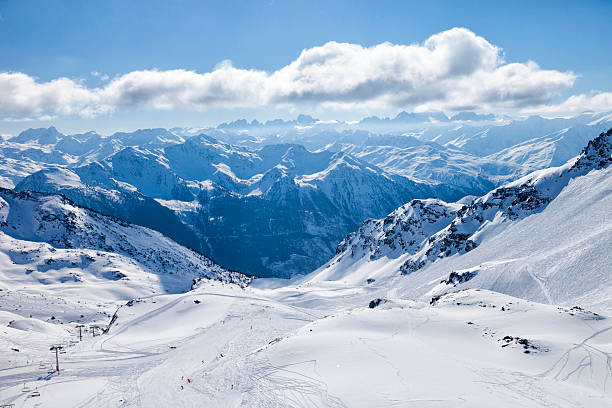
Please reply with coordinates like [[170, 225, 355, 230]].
[[305, 128, 612, 312]]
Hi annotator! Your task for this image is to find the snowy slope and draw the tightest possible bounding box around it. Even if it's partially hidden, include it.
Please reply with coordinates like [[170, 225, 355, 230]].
[[254, 290, 611, 407], [306, 129, 612, 313], [14, 166, 202, 253], [393, 162, 612, 313], [0, 188, 248, 292], [0, 191, 251, 405], [1, 282, 610, 407], [331, 140, 503, 195], [426, 113, 612, 157]]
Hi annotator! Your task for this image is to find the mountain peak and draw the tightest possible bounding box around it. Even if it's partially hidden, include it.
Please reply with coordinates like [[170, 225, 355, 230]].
[[10, 126, 64, 144], [297, 114, 317, 124], [572, 128, 612, 171]]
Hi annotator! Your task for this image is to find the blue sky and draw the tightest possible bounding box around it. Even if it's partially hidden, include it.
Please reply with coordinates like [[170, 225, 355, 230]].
[[1, 0, 612, 134]]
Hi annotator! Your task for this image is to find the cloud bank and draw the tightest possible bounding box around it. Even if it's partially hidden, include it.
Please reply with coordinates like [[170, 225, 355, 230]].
[[1, 27, 608, 119]]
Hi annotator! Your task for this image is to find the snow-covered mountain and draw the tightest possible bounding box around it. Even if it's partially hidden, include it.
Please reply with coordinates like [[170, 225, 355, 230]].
[[0, 127, 185, 189], [0, 188, 248, 292], [5, 112, 612, 279], [17, 135, 458, 278], [14, 166, 202, 253], [306, 128, 612, 313], [329, 138, 507, 196], [200, 112, 612, 195]]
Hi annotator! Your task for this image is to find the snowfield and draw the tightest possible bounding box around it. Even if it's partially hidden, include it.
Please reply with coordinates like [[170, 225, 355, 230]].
[[1, 283, 611, 407]]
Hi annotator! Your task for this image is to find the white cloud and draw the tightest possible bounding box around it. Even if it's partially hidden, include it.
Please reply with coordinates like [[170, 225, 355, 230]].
[[99, 67, 269, 110], [0, 72, 101, 118], [1, 27, 603, 119], [524, 92, 612, 116]]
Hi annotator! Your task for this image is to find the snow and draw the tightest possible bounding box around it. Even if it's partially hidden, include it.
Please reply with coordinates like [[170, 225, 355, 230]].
[[397, 164, 612, 313], [1, 281, 611, 407], [0, 122, 610, 407], [305, 131, 612, 314]]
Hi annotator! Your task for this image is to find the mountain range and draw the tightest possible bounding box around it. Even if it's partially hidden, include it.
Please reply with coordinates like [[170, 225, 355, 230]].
[[2, 111, 611, 277], [0, 119, 610, 407]]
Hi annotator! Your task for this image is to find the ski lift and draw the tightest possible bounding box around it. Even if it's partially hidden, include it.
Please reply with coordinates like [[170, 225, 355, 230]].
[[21, 383, 31, 393], [28, 388, 41, 398]]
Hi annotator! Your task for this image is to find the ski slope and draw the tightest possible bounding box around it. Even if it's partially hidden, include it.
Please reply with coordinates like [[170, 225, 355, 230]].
[[1, 283, 611, 407]]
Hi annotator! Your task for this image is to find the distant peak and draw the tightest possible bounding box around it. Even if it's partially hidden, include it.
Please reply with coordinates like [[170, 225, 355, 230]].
[[190, 133, 219, 144], [297, 114, 317, 124]]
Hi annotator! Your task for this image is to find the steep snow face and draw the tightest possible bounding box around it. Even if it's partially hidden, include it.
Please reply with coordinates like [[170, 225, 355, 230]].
[[483, 125, 600, 173], [317, 199, 462, 283], [0, 189, 248, 291], [304, 200, 470, 284], [395, 163, 612, 313], [293, 152, 441, 224], [107, 147, 193, 201], [308, 130, 612, 312]]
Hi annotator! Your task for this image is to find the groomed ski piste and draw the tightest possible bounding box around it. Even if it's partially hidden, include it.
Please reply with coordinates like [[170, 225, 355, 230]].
[[0, 133, 611, 407], [1, 282, 611, 407]]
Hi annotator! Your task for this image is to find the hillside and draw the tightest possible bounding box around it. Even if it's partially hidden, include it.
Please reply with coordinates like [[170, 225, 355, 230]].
[[305, 129, 612, 313]]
